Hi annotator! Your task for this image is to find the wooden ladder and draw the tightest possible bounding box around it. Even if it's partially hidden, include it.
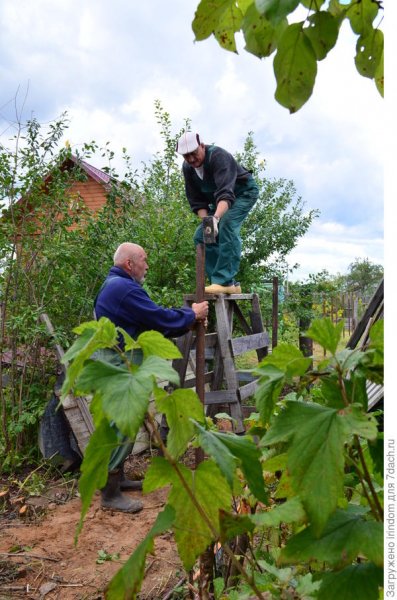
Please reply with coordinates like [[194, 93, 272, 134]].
[[172, 293, 269, 433]]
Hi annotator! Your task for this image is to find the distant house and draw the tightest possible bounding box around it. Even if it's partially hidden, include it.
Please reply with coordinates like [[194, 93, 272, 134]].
[[61, 154, 113, 214], [2, 154, 120, 245]]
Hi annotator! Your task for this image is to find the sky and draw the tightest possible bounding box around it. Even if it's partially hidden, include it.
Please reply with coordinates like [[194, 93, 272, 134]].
[[0, 0, 385, 282]]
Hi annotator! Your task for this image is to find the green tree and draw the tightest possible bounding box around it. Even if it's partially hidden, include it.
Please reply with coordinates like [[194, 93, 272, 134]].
[[0, 102, 318, 467], [345, 257, 383, 297], [191, 0, 384, 112]]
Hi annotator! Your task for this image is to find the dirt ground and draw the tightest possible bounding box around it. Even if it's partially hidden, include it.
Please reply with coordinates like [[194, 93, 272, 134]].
[[0, 453, 185, 600]]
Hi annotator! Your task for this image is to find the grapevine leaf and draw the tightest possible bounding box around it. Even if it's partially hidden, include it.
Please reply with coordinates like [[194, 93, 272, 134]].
[[144, 458, 231, 569], [155, 388, 205, 459], [195, 423, 268, 503], [355, 29, 384, 80], [255, 0, 300, 24], [172, 461, 231, 569], [76, 419, 118, 541], [304, 11, 339, 61], [317, 562, 383, 600], [273, 23, 317, 113], [348, 0, 379, 36], [259, 342, 312, 377], [368, 319, 384, 352], [334, 348, 364, 372], [105, 505, 175, 599], [254, 364, 285, 424], [251, 496, 306, 527], [340, 404, 378, 441], [319, 375, 345, 409], [280, 506, 383, 567], [76, 359, 157, 439], [137, 330, 182, 359], [242, 4, 287, 58], [219, 509, 255, 543], [143, 456, 175, 492], [194, 423, 239, 490], [61, 317, 118, 394], [306, 318, 344, 355], [261, 401, 345, 534]]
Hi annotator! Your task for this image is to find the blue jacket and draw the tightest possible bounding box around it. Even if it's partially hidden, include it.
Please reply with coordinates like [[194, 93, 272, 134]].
[[95, 267, 195, 341]]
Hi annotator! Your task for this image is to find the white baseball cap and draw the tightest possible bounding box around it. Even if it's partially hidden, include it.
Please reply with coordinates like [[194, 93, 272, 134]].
[[176, 132, 201, 155]]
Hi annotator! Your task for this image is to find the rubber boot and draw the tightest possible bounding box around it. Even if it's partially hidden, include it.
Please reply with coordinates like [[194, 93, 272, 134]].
[[101, 469, 143, 513], [120, 462, 143, 491]]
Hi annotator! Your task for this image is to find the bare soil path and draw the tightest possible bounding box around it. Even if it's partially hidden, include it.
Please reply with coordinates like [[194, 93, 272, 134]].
[[0, 454, 183, 600]]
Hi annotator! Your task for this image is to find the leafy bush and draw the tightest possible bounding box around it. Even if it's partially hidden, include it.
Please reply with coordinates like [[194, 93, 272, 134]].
[[63, 316, 383, 599]]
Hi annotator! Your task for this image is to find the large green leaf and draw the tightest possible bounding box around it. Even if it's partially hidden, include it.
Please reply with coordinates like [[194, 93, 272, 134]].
[[194, 422, 239, 490], [261, 401, 345, 533], [273, 23, 317, 113], [137, 330, 182, 359], [145, 457, 231, 569], [280, 506, 383, 567], [304, 11, 339, 61], [255, 0, 299, 24], [375, 52, 385, 97], [76, 419, 118, 541], [317, 562, 383, 600], [355, 29, 384, 80], [61, 317, 118, 394], [368, 319, 383, 352], [195, 423, 268, 503], [306, 318, 344, 355], [76, 360, 152, 439], [193, 0, 244, 52], [251, 496, 306, 527], [348, 0, 379, 36], [254, 364, 285, 424], [242, 4, 287, 58], [155, 388, 205, 459], [106, 505, 176, 600], [219, 509, 255, 543], [259, 342, 312, 377], [341, 404, 378, 441]]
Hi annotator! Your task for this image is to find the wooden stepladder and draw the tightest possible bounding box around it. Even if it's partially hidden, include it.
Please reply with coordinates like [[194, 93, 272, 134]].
[[172, 293, 269, 433]]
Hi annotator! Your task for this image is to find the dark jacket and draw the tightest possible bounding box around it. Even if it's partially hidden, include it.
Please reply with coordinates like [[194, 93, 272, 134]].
[[94, 266, 195, 341], [182, 144, 257, 214]]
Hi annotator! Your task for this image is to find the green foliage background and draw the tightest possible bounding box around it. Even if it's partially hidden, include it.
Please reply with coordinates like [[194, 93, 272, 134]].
[[0, 102, 316, 467]]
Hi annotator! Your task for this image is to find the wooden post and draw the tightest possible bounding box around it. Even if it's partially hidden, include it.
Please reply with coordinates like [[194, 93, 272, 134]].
[[298, 286, 313, 359], [272, 276, 278, 349], [195, 243, 205, 467]]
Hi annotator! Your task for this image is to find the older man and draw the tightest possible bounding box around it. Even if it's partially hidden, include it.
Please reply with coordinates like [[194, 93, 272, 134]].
[[94, 242, 208, 512], [176, 131, 259, 294]]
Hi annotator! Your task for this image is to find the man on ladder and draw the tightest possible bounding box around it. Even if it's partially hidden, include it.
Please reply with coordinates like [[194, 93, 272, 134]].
[[176, 131, 259, 295]]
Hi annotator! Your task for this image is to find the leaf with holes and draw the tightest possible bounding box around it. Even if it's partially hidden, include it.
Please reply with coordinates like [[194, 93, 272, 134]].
[[274, 23, 317, 113]]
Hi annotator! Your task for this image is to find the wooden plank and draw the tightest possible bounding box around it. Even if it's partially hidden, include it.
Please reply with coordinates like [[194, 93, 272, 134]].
[[215, 296, 244, 432], [181, 371, 214, 389], [231, 332, 270, 356], [204, 390, 239, 404], [250, 293, 268, 360], [239, 380, 258, 401]]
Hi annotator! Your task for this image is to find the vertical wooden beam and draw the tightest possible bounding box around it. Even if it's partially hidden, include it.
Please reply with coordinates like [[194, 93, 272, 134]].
[[195, 243, 205, 466], [272, 276, 278, 349]]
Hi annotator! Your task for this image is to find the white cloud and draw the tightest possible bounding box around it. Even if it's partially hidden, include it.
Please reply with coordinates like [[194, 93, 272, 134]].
[[0, 0, 384, 284], [287, 221, 384, 281]]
